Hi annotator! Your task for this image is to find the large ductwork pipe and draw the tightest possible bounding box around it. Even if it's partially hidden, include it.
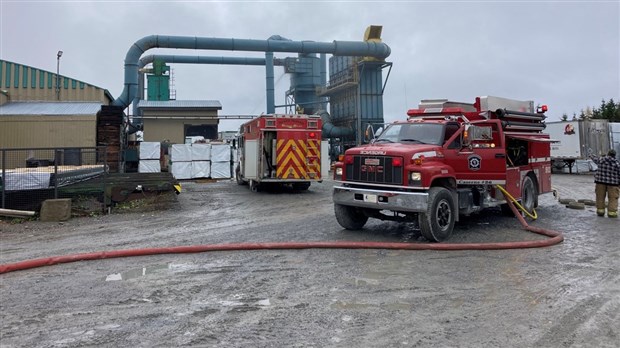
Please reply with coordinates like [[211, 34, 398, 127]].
[[266, 35, 291, 114], [113, 35, 391, 108], [316, 110, 354, 138]]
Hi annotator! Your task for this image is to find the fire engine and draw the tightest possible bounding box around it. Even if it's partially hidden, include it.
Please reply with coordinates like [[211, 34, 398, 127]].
[[333, 96, 554, 242], [235, 114, 329, 192]]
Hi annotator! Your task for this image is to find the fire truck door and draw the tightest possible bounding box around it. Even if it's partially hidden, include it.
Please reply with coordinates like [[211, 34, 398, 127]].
[[276, 131, 309, 179], [321, 141, 329, 179], [449, 124, 507, 184], [243, 139, 258, 180]]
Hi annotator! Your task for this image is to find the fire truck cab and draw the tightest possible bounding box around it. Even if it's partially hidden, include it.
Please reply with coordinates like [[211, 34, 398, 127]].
[[235, 114, 329, 192], [333, 96, 554, 242]]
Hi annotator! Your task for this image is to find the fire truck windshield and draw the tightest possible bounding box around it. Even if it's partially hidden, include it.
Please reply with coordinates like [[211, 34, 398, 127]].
[[376, 123, 444, 145]]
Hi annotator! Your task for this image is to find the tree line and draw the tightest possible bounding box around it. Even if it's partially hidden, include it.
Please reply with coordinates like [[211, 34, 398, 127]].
[[561, 98, 620, 122]]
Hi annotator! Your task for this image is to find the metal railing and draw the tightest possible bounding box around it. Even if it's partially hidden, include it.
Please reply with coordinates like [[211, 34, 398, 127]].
[[1, 147, 108, 212]]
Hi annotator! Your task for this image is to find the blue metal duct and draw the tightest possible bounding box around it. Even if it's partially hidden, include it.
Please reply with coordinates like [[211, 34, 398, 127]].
[[265, 52, 275, 113], [113, 34, 391, 109], [317, 110, 354, 137]]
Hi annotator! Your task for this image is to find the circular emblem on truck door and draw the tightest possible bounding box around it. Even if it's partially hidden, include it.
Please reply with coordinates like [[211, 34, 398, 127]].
[[468, 154, 481, 171]]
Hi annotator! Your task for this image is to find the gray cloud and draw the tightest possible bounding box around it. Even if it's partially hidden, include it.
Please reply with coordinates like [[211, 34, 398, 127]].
[[1, 1, 618, 131]]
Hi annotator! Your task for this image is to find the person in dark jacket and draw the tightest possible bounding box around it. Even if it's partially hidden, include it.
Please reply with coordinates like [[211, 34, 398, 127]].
[[591, 149, 620, 217]]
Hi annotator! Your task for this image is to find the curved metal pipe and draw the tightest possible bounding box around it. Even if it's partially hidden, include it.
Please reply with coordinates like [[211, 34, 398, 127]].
[[317, 110, 354, 137], [114, 35, 391, 108]]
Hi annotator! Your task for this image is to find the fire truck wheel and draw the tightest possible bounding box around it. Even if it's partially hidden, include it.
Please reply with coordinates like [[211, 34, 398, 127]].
[[418, 187, 455, 242], [334, 204, 368, 230], [249, 180, 259, 192], [521, 175, 537, 214], [235, 167, 246, 185], [292, 182, 311, 191]]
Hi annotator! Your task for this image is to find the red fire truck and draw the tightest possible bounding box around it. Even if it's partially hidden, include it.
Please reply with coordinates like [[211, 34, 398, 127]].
[[333, 96, 554, 242], [235, 114, 329, 192]]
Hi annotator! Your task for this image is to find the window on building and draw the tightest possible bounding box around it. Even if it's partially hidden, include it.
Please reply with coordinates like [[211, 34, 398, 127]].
[[14, 64, 20, 88], [22, 66, 28, 88]]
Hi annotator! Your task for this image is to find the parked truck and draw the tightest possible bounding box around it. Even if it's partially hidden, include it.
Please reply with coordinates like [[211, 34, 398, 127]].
[[332, 96, 554, 242], [235, 114, 329, 192], [545, 119, 611, 173]]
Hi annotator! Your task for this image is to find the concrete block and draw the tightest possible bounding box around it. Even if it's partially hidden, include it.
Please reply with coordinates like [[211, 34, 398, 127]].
[[40, 199, 72, 222]]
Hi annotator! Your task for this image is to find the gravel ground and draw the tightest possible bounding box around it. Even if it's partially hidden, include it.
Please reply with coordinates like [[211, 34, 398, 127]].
[[0, 173, 618, 347]]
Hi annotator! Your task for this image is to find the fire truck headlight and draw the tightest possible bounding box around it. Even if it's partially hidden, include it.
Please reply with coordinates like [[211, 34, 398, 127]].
[[409, 172, 422, 186], [335, 167, 343, 180]]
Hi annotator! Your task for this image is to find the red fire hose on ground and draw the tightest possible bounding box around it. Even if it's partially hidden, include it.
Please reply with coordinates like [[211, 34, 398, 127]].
[[0, 196, 563, 275]]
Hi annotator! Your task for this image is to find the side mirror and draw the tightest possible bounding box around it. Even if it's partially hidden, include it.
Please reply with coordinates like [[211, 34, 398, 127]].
[[364, 124, 376, 143]]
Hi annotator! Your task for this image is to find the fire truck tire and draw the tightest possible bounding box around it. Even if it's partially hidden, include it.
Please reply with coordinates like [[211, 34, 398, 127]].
[[418, 187, 455, 242], [235, 167, 247, 186], [249, 180, 259, 192], [334, 204, 368, 230], [521, 175, 537, 214], [292, 182, 311, 191]]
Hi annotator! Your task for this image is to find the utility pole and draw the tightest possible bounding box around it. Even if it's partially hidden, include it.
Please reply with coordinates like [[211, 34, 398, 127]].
[[56, 50, 63, 100]]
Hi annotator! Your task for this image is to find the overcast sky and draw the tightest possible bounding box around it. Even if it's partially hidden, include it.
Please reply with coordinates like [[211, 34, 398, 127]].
[[1, 0, 619, 131]]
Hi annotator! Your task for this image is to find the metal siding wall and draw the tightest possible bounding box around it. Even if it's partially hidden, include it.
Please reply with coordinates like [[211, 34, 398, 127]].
[[0, 115, 96, 149], [359, 67, 384, 122], [143, 119, 185, 144], [0, 61, 109, 103]]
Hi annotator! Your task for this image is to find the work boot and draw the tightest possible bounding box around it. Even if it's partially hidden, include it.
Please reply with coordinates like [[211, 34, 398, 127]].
[[597, 209, 606, 217], [608, 211, 618, 218]]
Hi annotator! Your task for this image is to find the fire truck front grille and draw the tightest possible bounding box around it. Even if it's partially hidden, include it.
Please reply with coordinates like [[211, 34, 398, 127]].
[[345, 156, 403, 185]]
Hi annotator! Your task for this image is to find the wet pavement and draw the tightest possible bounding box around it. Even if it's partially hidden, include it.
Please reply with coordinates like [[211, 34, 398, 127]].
[[0, 173, 618, 347]]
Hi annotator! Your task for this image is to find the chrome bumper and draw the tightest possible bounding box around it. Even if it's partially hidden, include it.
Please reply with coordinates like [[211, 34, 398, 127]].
[[333, 185, 429, 212]]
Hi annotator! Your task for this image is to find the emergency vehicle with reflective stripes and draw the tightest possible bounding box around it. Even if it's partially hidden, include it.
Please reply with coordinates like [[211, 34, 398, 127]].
[[333, 96, 554, 242], [235, 114, 329, 192]]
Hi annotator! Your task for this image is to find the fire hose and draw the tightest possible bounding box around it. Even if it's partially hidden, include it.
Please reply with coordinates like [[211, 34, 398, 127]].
[[0, 190, 563, 275]]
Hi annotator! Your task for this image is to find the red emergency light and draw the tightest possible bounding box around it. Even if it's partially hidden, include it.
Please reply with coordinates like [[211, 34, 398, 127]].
[[392, 157, 403, 167], [309, 132, 316, 138], [537, 105, 548, 113]]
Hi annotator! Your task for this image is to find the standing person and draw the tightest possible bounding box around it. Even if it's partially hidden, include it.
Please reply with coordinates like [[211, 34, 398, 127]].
[[591, 149, 620, 217]]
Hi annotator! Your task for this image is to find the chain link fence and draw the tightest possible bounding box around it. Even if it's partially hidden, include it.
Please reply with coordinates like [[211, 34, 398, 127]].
[[1, 147, 108, 213]]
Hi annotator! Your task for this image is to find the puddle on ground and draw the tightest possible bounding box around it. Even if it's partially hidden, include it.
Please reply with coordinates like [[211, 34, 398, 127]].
[[105, 263, 170, 281]]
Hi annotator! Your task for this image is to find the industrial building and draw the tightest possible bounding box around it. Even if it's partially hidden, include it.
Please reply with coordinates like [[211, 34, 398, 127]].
[[0, 59, 113, 150]]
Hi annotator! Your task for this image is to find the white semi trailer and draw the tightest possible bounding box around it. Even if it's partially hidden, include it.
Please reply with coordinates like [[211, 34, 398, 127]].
[[545, 119, 611, 173]]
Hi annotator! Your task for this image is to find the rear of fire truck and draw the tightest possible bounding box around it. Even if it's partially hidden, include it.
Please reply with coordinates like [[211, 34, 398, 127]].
[[235, 114, 329, 192], [332, 96, 553, 242]]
